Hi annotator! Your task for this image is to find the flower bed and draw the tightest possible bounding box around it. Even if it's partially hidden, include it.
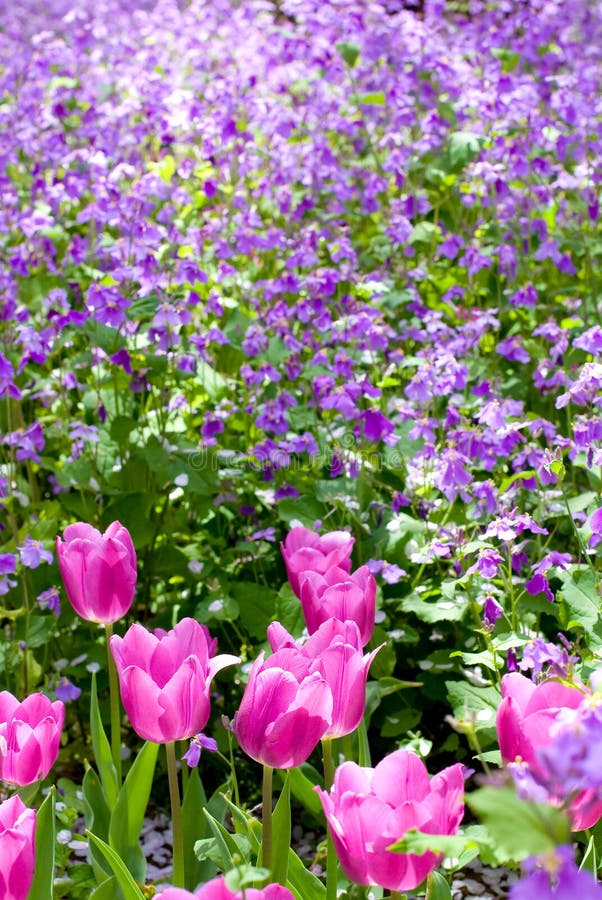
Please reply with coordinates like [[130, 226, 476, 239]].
[[1, 0, 602, 897]]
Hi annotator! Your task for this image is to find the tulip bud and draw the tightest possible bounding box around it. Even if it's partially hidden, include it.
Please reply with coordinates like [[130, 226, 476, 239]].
[[56, 521, 137, 624]]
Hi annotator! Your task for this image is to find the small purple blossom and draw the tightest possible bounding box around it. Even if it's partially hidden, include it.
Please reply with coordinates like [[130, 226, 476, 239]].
[[483, 597, 503, 628], [182, 732, 219, 768], [54, 677, 82, 703], [509, 846, 602, 900], [19, 536, 53, 569], [525, 573, 555, 603], [37, 587, 61, 616], [519, 638, 576, 679]]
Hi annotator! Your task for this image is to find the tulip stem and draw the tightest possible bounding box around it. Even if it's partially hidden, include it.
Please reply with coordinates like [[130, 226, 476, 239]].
[[262, 764, 273, 871], [322, 738, 338, 900], [104, 623, 122, 782], [166, 741, 185, 888]]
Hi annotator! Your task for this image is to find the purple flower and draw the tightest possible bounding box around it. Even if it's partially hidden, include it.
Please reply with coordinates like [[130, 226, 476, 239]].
[[54, 677, 81, 703], [483, 597, 503, 628], [588, 508, 602, 548], [519, 638, 575, 678], [509, 846, 602, 900], [37, 587, 61, 616], [381, 563, 406, 584], [19, 537, 53, 569], [0, 554, 16, 575], [525, 573, 555, 603], [467, 548, 504, 579], [182, 732, 219, 768]]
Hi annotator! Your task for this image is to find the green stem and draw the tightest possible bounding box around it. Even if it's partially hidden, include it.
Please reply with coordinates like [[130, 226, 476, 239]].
[[262, 765, 273, 871], [104, 623, 122, 782], [166, 741, 185, 888], [322, 738, 338, 900]]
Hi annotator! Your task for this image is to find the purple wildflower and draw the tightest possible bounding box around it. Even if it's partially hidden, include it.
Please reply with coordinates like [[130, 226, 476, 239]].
[[37, 587, 61, 616], [510, 846, 602, 900], [182, 732, 218, 768], [19, 536, 53, 569]]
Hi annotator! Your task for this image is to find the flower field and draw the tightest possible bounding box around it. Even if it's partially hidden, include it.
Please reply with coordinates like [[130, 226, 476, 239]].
[[1, 0, 602, 896]]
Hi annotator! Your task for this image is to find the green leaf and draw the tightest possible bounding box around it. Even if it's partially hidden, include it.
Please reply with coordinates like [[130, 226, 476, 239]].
[[86, 832, 146, 900], [90, 876, 120, 900], [336, 41, 360, 67], [82, 767, 112, 880], [446, 681, 501, 733], [466, 786, 570, 863], [389, 830, 479, 858], [402, 592, 469, 623], [271, 771, 291, 885], [29, 788, 55, 900], [559, 566, 602, 635], [225, 865, 270, 891], [109, 741, 159, 882], [447, 131, 483, 170], [426, 870, 453, 900], [90, 672, 119, 808], [277, 764, 323, 819], [274, 583, 305, 638], [287, 847, 326, 900], [182, 767, 215, 889], [202, 809, 250, 869], [232, 581, 278, 640], [359, 91, 386, 106]]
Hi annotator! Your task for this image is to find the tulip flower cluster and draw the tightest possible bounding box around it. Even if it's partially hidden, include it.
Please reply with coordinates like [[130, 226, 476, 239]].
[[51, 519, 470, 896], [496, 672, 602, 830]]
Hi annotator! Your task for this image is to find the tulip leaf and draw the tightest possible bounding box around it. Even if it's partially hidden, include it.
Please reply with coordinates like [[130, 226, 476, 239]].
[[466, 786, 570, 864], [86, 832, 146, 900], [182, 767, 215, 889], [289, 764, 324, 819], [90, 672, 119, 808], [220, 793, 262, 853], [82, 766, 112, 880], [108, 740, 159, 882], [286, 847, 326, 900], [202, 809, 251, 868], [270, 770, 291, 886], [426, 870, 453, 899], [90, 875, 120, 899], [29, 787, 55, 900]]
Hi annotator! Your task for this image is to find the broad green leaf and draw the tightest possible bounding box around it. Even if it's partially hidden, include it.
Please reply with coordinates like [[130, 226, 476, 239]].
[[109, 741, 159, 882], [225, 866, 270, 891], [271, 771, 291, 885], [274, 583, 305, 638], [559, 566, 602, 635], [447, 131, 483, 170], [90, 876, 120, 899], [86, 832, 146, 900], [426, 870, 453, 900], [287, 847, 326, 900], [29, 788, 55, 900], [389, 830, 479, 858], [182, 767, 215, 889], [445, 681, 501, 733], [90, 672, 119, 808], [466, 786, 570, 864], [402, 593, 469, 624]]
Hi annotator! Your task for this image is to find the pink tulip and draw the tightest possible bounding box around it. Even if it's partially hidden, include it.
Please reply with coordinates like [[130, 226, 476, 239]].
[[234, 642, 333, 769], [496, 672, 602, 829], [0, 692, 64, 786], [160, 876, 294, 899], [267, 619, 382, 739], [110, 618, 239, 744], [0, 795, 36, 900], [56, 521, 137, 624], [299, 565, 376, 646], [316, 750, 465, 892], [281, 527, 354, 598]]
